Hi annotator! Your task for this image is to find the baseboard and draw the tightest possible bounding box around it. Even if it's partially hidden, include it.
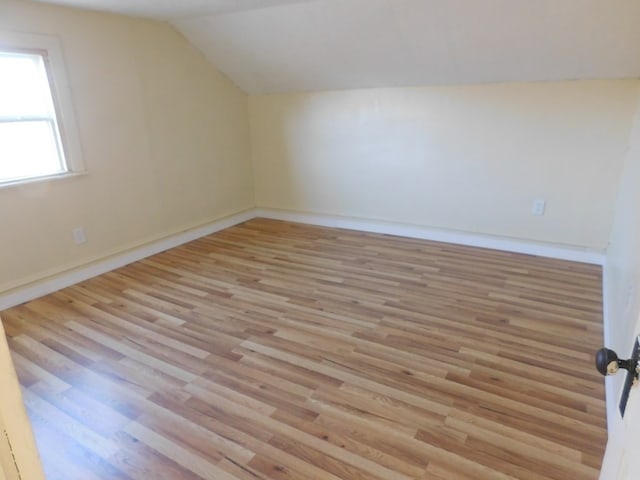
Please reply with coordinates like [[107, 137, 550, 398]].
[[0, 209, 255, 311], [255, 208, 606, 265], [1, 207, 606, 312]]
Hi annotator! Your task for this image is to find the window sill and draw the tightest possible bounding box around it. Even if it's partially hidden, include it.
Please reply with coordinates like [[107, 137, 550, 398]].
[[0, 171, 87, 190]]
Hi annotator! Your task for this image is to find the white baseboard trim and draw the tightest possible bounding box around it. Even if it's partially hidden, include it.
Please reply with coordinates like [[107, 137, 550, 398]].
[[1, 207, 606, 312], [0, 209, 255, 311], [256, 208, 606, 265]]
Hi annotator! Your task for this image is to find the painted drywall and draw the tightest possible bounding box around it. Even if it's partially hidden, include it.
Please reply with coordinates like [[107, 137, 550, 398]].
[[0, 0, 254, 294], [602, 85, 640, 430], [249, 81, 638, 249], [174, 0, 640, 95]]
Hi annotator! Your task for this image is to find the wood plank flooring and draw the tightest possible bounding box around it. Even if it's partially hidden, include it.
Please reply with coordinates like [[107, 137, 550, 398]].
[[1, 218, 606, 479]]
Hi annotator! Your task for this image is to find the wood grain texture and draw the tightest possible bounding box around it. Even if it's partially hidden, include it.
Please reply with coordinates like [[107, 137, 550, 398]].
[[1, 218, 606, 479]]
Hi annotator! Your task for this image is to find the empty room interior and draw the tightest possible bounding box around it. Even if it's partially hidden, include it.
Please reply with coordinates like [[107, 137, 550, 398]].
[[1, 0, 640, 478]]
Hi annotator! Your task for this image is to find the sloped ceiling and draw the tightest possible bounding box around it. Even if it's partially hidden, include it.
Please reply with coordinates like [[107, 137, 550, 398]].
[[32, 0, 640, 94], [29, 0, 317, 20]]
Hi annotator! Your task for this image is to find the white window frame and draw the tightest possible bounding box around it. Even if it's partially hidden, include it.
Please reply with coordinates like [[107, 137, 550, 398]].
[[0, 31, 85, 188]]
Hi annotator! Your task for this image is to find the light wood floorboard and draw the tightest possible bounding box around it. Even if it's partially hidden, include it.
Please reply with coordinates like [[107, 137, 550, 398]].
[[1, 218, 606, 479]]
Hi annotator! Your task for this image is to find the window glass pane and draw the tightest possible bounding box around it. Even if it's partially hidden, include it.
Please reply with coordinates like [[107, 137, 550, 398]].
[[0, 52, 54, 119], [0, 121, 63, 182], [0, 48, 68, 185]]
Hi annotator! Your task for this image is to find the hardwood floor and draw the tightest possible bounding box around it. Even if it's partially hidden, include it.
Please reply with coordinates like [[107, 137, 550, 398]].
[[1, 218, 606, 479]]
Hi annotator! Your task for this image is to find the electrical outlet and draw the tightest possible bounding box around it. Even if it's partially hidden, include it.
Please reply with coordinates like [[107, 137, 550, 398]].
[[73, 227, 87, 245], [531, 199, 546, 216]]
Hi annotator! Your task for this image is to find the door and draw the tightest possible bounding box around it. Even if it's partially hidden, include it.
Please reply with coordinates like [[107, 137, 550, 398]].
[[599, 321, 640, 479], [0, 317, 45, 480], [600, 385, 640, 479]]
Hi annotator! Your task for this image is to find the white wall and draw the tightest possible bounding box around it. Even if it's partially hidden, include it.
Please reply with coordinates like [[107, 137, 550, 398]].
[[0, 1, 254, 295], [249, 80, 639, 249], [603, 85, 640, 425]]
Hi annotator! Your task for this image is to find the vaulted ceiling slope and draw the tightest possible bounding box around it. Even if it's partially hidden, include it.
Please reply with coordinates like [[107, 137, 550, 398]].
[[33, 0, 640, 94]]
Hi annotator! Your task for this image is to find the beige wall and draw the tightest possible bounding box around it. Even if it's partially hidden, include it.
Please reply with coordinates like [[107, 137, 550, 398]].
[[249, 81, 639, 249], [0, 0, 254, 293], [1, 2, 639, 308]]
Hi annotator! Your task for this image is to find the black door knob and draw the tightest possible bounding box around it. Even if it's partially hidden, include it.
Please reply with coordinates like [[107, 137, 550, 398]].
[[595, 347, 637, 376]]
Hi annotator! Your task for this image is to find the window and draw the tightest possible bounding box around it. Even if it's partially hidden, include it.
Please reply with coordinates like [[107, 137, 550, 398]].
[[0, 32, 84, 187], [0, 50, 66, 182]]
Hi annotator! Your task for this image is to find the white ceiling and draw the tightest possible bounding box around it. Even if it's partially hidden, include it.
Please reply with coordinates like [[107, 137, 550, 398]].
[[33, 0, 640, 95]]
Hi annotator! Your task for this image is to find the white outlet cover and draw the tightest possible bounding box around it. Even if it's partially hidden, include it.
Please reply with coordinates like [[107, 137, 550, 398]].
[[73, 227, 87, 244], [532, 199, 546, 216]]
